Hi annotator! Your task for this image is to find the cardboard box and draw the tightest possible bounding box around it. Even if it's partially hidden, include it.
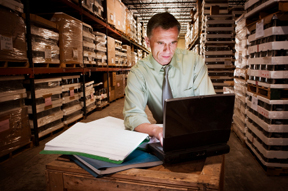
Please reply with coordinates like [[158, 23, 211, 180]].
[[51, 12, 83, 64], [115, 74, 125, 99], [103, 72, 116, 88], [114, 0, 126, 32], [106, 0, 115, 26], [109, 86, 115, 102], [107, 36, 115, 65]]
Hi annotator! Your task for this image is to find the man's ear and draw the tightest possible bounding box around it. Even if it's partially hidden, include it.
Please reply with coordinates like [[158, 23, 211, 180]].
[[145, 37, 150, 48]]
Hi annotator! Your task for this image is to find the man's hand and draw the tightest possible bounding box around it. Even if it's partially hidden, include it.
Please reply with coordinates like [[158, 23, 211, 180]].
[[135, 123, 164, 146]]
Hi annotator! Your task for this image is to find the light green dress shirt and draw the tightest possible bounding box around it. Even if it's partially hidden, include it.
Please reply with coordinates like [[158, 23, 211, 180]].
[[123, 48, 215, 130]]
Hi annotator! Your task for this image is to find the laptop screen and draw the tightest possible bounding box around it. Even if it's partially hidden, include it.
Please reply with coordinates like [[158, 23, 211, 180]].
[[162, 94, 235, 152]]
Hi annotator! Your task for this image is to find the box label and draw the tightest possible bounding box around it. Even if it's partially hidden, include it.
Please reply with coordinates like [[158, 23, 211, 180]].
[[251, 95, 258, 111], [43, 93, 53, 110], [0, 118, 9, 133], [259, 70, 270, 78], [255, 19, 264, 39], [258, 106, 269, 118], [45, 45, 52, 61], [73, 48, 78, 60], [0, 35, 13, 50], [69, 87, 75, 100]]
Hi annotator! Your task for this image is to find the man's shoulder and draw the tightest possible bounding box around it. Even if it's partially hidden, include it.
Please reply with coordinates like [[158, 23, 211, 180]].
[[175, 48, 199, 57]]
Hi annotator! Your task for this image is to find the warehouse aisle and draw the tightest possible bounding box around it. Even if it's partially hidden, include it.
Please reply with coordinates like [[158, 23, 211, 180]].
[[0, 98, 287, 191]]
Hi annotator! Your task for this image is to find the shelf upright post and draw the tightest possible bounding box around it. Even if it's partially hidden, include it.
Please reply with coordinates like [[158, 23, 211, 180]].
[[81, 72, 87, 118], [24, 0, 39, 146]]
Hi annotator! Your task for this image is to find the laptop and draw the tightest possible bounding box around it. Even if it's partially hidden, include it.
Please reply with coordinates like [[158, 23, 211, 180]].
[[147, 93, 235, 163]]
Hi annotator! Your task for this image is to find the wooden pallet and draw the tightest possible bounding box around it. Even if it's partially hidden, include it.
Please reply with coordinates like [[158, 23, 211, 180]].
[[33, 62, 61, 68], [0, 60, 29, 68], [0, 141, 33, 163], [84, 63, 97, 68], [247, 83, 288, 100], [61, 63, 83, 68]]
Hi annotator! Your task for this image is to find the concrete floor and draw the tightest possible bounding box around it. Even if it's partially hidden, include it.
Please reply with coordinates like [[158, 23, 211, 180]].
[[0, 97, 288, 191]]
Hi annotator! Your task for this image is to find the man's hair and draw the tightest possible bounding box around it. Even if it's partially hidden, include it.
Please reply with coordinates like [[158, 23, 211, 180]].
[[146, 12, 181, 38]]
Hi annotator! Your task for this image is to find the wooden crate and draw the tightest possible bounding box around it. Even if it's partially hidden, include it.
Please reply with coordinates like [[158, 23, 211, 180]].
[[46, 154, 225, 191]]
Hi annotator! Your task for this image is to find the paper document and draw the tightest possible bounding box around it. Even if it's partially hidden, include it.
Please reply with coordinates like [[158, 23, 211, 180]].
[[42, 117, 149, 163]]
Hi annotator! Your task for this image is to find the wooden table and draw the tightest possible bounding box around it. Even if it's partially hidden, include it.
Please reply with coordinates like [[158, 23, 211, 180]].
[[46, 155, 225, 191]]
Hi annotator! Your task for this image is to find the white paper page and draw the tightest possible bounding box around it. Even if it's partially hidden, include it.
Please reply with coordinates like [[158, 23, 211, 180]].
[[87, 116, 125, 130], [44, 122, 148, 161]]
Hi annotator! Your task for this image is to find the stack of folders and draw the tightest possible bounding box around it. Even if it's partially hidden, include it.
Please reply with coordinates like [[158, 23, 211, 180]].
[[41, 116, 163, 177]]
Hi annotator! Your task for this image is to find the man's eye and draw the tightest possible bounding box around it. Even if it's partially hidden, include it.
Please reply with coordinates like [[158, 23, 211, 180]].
[[158, 42, 163, 45]]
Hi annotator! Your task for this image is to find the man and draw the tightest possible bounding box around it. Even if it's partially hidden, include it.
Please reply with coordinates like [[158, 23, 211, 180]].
[[123, 12, 215, 145]]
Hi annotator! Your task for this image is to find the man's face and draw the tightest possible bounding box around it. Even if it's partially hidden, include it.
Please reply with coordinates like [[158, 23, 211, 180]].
[[145, 26, 178, 66]]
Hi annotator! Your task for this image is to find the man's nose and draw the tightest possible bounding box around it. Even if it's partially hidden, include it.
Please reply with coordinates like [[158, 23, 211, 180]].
[[163, 44, 171, 52]]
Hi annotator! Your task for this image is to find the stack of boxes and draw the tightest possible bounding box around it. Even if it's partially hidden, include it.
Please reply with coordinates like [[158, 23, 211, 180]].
[[232, 14, 250, 142], [0, 76, 31, 158], [25, 78, 64, 138], [94, 31, 107, 66], [200, 0, 235, 94], [83, 23, 96, 67], [122, 45, 132, 67], [61, 76, 83, 125], [115, 39, 122, 67], [137, 20, 142, 45], [244, 0, 288, 170], [81, 81, 96, 113]]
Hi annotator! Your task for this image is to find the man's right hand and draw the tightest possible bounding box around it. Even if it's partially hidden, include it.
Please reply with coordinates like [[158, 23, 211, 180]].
[[135, 123, 163, 146]]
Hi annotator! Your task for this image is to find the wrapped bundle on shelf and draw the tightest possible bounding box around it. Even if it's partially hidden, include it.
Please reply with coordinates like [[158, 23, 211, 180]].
[[93, 0, 104, 18], [137, 22, 142, 45], [95, 87, 108, 108], [122, 45, 131, 67], [0, 76, 27, 112], [0, 106, 31, 158], [61, 75, 82, 125], [81, 81, 96, 113], [94, 31, 107, 66], [83, 23, 96, 66], [51, 12, 83, 67], [137, 49, 143, 60], [131, 52, 138, 66], [24, 78, 63, 138], [244, 2, 288, 171], [31, 25, 60, 66], [82, 0, 93, 13], [0, 6, 28, 66], [0, 76, 30, 157], [115, 39, 122, 66]]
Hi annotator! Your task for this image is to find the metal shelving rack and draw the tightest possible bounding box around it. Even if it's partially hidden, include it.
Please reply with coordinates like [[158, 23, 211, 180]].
[[0, 0, 148, 146]]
